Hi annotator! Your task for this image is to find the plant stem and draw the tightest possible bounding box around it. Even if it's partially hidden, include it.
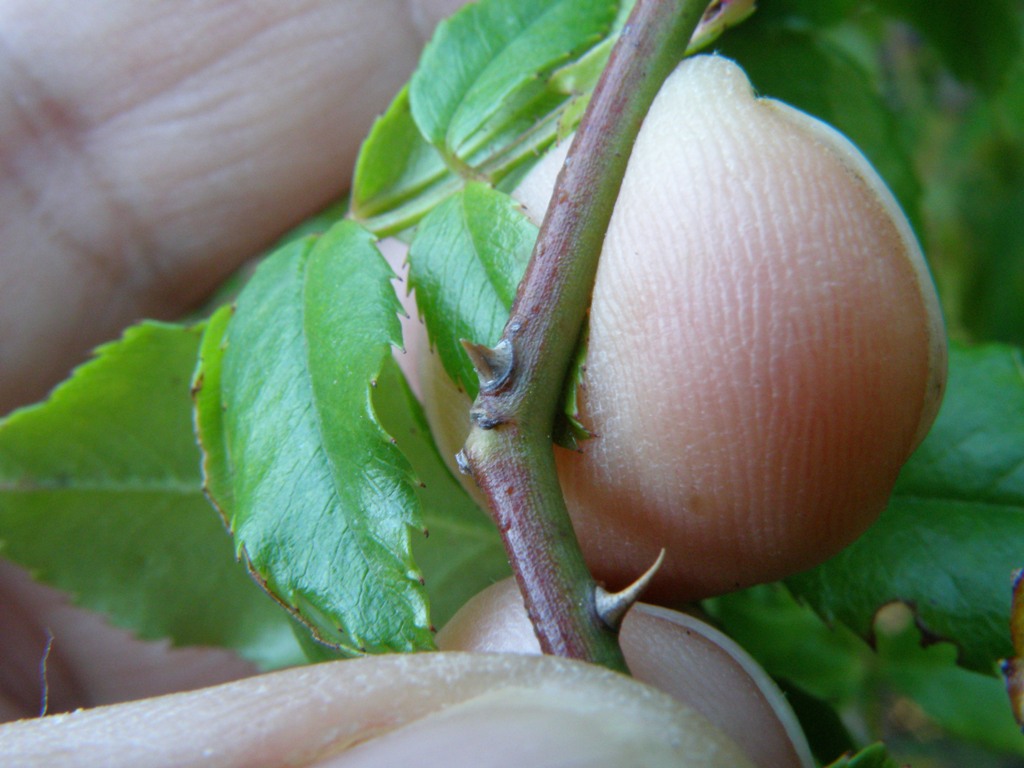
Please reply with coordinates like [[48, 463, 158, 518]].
[[459, 0, 711, 672]]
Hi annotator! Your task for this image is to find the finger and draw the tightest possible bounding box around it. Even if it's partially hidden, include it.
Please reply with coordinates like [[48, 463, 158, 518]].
[[545, 55, 944, 599], [436, 578, 813, 768], [0, 0, 465, 412], [0, 652, 752, 768], [418, 54, 946, 599], [0, 560, 255, 722]]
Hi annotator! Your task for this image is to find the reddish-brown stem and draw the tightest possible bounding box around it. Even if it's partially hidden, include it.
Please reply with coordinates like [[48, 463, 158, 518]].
[[459, 0, 712, 672]]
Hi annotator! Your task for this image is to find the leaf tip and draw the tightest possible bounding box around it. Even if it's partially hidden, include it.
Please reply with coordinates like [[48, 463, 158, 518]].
[[189, 372, 205, 399]]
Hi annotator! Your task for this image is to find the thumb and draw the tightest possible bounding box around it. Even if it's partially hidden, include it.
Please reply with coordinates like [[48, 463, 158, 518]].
[[0, 0, 466, 413], [513, 54, 947, 600], [437, 578, 814, 768], [0, 652, 752, 768]]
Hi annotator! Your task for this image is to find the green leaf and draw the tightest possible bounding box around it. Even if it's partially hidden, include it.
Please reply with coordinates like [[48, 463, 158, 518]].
[[410, 0, 617, 162], [407, 180, 591, 450], [788, 342, 1024, 672], [189, 201, 350, 320], [372, 358, 510, 629], [193, 305, 234, 517], [350, 0, 622, 235], [274, 196, 349, 245], [706, 585, 869, 704], [710, 585, 1024, 762], [552, 319, 592, 450], [0, 322, 303, 669], [198, 222, 433, 655], [408, 182, 537, 398], [951, 60, 1024, 345], [350, 86, 459, 236], [961, 184, 1024, 344], [719, 23, 923, 236], [874, 606, 1024, 758]]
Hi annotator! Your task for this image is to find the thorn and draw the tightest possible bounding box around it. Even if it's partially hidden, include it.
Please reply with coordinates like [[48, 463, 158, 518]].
[[455, 449, 473, 476], [469, 405, 504, 430], [594, 549, 665, 630], [461, 338, 514, 393]]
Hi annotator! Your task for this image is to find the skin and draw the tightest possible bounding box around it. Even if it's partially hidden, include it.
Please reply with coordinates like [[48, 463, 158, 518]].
[[0, 0, 464, 413], [0, 2, 943, 765], [419, 55, 947, 601], [436, 578, 815, 768]]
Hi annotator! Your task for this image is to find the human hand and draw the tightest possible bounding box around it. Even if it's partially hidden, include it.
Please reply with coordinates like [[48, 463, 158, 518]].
[[414, 54, 946, 601], [0, 0, 464, 414], [1, 2, 943, 766], [1, 573, 809, 767]]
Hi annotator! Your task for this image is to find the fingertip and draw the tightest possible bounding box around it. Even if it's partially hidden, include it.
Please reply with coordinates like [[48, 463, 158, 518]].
[[320, 683, 738, 768], [438, 579, 812, 768], [549, 55, 946, 596], [0, 653, 750, 768], [624, 604, 814, 768]]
